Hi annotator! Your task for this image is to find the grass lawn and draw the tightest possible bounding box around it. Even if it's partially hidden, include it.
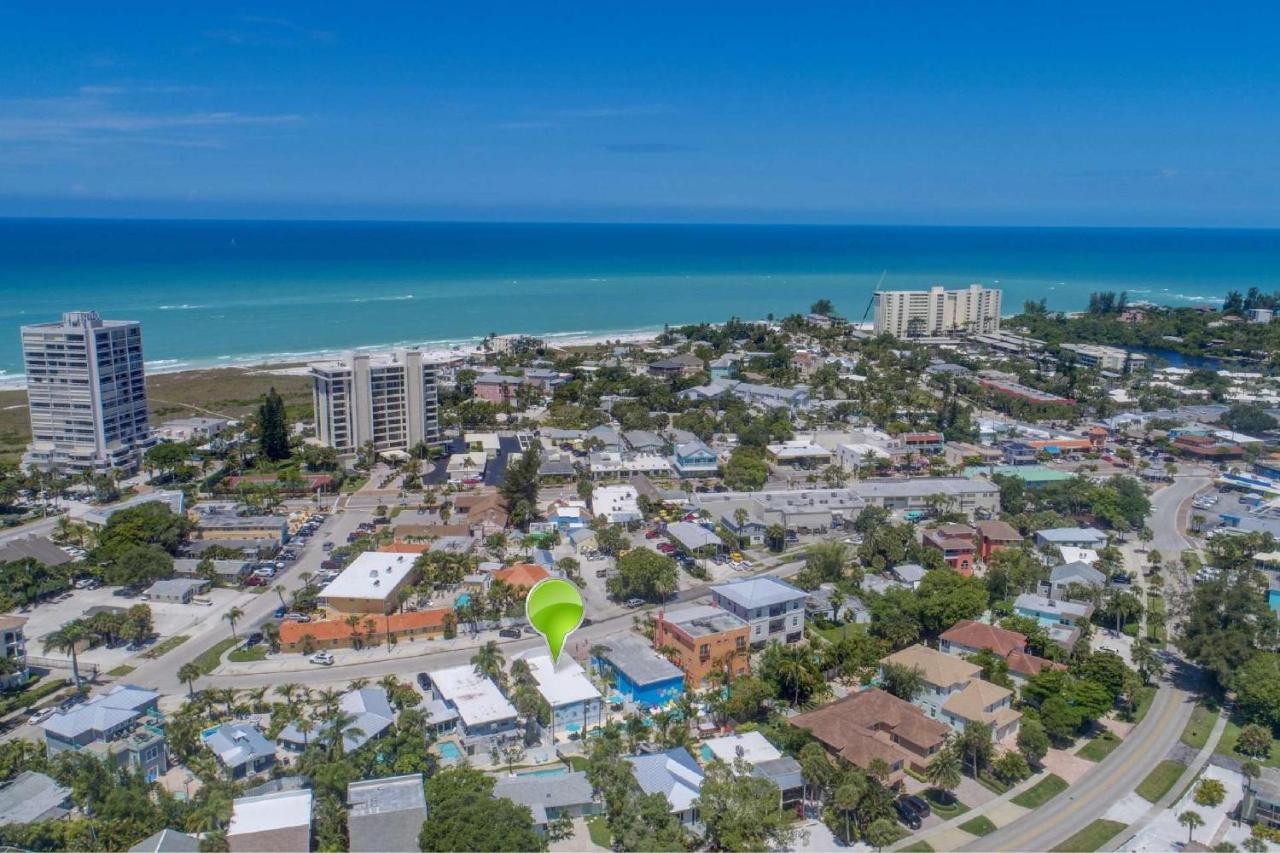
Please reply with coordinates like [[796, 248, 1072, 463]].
[[1077, 730, 1122, 762], [814, 623, 868, 644], [1214, 717, 1280, 768], [568, 755, 590, 772], [192, 638, 239, 674], [0, 676, 72, 716], [899, 843, 934, 853], [977, 770, 1011, 795], [1136, 760, 1186, 803], [1010, 774, 1068, 809], [1132, 685, 1158, 725], [227, 646, 267, 663], [959, 816, 997, 837], [586, 816, 611, 847], [1051, 819, 1126, 852], [106, 664, 136, 677], [141, 635, 189, 659], [1180, 704, 1216, 750], [923, 788, 969, 819]]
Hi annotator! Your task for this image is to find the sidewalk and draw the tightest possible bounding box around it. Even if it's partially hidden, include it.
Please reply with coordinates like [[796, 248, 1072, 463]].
[[887, 770, 1048, 852], [1106, 709, 1228, 852]]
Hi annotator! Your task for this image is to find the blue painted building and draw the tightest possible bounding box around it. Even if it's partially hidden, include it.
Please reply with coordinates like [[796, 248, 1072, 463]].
[[591, 632, 685, 707]]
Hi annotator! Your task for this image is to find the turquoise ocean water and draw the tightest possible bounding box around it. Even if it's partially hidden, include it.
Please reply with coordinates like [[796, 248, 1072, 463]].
[[0, 218, 1276, 378]]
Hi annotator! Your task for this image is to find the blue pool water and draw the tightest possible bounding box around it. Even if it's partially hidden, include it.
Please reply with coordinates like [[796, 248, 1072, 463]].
[[438, 742, 462, 760]]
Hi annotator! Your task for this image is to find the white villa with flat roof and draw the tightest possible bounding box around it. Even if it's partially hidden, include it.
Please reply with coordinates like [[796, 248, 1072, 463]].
[[710, 576, 807, 647], [523, 654, 604, 738]]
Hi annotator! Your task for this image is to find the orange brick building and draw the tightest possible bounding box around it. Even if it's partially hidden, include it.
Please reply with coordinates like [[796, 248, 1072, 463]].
[[278, 608, 452, 652], [653, 604, 750, 688]]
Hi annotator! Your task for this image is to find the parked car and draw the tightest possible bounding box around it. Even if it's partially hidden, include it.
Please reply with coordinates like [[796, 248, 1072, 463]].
[[273, 605, 287, 618], [309, 651, 334, 666], [245, 576, 265, 587], [284, 613, 311, 623], [322, 542, 335, 552], [244, 632, 264, 648], [28, 707, 55, 726], [901, 794, 931, 819], [657, 543, 675, 553], [624, 598, 645, 608], [894, 799, 922, 829], [498, 627, 521, 639], [644, 530, 660, 539], [416, 672, 430, 690]]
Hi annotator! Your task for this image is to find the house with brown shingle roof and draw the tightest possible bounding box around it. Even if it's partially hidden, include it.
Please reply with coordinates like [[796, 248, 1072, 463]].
[[975, 520, 1023, 561], [492, 562, 549, 595], [454, 491, 508, 535], [881, 644, 1021, 741], [791, 688, 950, 786], [939, 619, 1065, 686]]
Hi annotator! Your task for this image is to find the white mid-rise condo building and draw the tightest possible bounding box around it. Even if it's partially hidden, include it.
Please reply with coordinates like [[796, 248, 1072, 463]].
[[310, 349, 442, 457], [21, 311, 153, 474], [873, 285, 1002, 338]]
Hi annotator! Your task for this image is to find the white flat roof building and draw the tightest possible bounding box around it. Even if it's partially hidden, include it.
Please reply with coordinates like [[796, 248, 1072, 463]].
[[227, 789, 313, 853], [524, 654, 602, 709], [320, 551, 418, 610], [310, 348, 442, 456], [22, 311, 154, 474], [427, 664, 518, 728], [701, 731, 783, 766], [592, 484, 642, 524], [873, 285, 1001, 338]]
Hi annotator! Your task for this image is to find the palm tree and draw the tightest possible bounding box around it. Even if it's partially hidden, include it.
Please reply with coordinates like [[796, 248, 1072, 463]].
[[377, 674, 400, 697], [314, 687, 342, 715], [294, 716, 315, 749], [471, 640, 505, 683], [178, 662, 203, 697], [321, 709, 366, 757], [832, 779, 864, 844], [798, 741, 832, 811], [223, 607, 244, 641], [1178, 810, 1204, 844], [275, 683, 301, 705], [246, 686, 268, 713], [261, 622, 280, 654], [925, 745, 963, 804], [43, 622, 88, 687], [344, 613, 365, 649]]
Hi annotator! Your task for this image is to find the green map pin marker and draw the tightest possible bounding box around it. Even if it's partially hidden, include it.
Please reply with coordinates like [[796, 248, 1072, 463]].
[[526, 578, 584, 663]]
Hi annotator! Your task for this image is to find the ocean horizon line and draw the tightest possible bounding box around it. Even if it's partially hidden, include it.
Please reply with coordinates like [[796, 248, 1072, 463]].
[[3, 214, 1280, 234]]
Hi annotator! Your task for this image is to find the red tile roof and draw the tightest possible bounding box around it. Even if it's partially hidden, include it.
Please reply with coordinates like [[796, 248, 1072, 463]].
[[279, 608, 451, 645], [493, 563, 550, 590], [941, 619, 1026, 657]]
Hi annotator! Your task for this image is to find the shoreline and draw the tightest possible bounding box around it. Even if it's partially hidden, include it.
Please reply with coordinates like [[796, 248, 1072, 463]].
[[0, 325, 668, 392]]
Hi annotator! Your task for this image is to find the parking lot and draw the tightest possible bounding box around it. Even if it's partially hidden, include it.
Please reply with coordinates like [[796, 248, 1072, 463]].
[[20, 584, 251, 672]]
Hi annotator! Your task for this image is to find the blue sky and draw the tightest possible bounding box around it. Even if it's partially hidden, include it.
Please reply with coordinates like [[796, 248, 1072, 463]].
[[3, 2, 1279, 226]]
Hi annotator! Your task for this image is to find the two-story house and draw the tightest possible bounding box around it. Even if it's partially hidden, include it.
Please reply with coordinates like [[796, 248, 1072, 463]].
[[423, 664, 520, 756], [1014, 592, 1094, 650], [40, 685, 167, 782], [710, 577, 807, 647], [653, 604, 750, 688], [203, 723, 277, 779], [939, 619, 1065, 686], [670, 440, 719, 478], [881, 645, 1021, 742], [921, 524, 977, 575]]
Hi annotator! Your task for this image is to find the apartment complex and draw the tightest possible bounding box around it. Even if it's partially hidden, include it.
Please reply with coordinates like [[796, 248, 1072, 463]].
[[21, 311, 153, 474], [1058, 343, 1147, 373], [872, 285, 1002, 338], [310, 349, 442, 457]]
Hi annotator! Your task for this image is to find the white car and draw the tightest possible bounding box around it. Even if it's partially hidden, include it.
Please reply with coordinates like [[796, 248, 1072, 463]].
[[308, 651, 334, 666], [28, 707, 55, 726]]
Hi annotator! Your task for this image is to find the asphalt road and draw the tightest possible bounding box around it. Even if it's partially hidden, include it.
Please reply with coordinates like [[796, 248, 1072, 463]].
[[967, 472, 1211, 852]]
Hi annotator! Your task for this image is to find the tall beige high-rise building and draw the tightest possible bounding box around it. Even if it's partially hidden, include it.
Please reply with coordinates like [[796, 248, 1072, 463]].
[[872, 284, 1002, 338], [21, 311, 154, 474], [309, 349, 442, 457]]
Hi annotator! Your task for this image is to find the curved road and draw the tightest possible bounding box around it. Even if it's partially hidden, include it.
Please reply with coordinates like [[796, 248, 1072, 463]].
[[966, 472, 1211, 851]]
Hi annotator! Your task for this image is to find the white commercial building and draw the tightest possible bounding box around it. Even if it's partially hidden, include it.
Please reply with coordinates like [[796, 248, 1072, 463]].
[[592, 484, 642, 524], [1059, 343, 1146, 373], [319, 551, 419, 615], [310, 348, 442, 457], [21, 311, 154, 474], [872, 285, 1002, 338], [524, 654, 604, 736]]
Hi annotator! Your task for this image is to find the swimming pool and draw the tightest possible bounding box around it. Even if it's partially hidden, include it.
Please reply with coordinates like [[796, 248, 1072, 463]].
[[438, 742, 462, 760]]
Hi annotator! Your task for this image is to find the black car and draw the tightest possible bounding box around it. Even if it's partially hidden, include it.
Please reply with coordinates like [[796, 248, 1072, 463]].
[[901, 794, 931, 819], [244, 632, 264, 648], [580, 617, 594, 628], [416, 672, 430, 690], [498, 627, 522, 639], [894, 799, 921, 829]]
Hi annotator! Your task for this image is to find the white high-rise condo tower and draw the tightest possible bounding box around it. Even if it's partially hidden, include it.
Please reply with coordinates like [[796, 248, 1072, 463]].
[[872, 284, 1002, 338], [22, 311, 154, 474], [310, 349, 442, 457]]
